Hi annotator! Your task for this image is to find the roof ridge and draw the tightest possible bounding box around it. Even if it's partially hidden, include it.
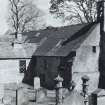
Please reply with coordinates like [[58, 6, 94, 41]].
[[61, 22, 96, 46]]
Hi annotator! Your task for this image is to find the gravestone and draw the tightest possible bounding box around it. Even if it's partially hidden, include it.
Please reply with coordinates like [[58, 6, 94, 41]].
[[89, 89, 105, 105], [34, 77, 40, 90]]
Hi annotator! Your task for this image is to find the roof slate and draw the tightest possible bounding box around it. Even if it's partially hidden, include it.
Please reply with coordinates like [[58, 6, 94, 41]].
[[33, 23, 98, 57]]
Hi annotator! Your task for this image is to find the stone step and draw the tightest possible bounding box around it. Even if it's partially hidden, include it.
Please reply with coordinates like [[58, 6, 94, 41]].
[[46, 90, 56, 97]]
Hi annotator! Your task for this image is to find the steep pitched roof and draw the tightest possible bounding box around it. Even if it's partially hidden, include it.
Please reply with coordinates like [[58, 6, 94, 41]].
[[0, 22, 98, 59], [33, 22, 98, 57]]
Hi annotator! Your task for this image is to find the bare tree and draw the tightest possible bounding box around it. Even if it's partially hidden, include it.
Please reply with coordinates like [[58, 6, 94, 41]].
[[8, 0, 42, 38], [50, 0, 98, 24]]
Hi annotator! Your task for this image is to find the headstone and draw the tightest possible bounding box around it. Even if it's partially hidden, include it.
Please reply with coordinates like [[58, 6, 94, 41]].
[[18, 89, 29, 105], [3, 96, 13, 105], [34, 77, 40, 90], [89, 89, 105, 105]]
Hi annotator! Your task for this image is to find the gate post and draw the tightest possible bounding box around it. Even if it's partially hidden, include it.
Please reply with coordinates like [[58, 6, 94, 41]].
[[81, 75, 90, 105], [54, 74, 63, 105]]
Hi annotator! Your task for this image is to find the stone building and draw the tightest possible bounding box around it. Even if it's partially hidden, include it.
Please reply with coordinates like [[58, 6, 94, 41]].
[[23, 22, 100, 91]]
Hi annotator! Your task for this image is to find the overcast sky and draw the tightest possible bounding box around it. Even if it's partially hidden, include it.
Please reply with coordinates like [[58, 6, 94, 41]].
[[0, 0, 62, 35], [0, 0, 8, 35]]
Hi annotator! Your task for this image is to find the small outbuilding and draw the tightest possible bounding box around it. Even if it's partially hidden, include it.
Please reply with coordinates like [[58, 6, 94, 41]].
[[22, 22, 98, 90]]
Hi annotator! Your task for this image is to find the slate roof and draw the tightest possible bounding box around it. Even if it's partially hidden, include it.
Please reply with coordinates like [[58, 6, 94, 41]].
[[22, 29, 49, 43], [0, 22, 98, 59], [33, 22, 98, 57]]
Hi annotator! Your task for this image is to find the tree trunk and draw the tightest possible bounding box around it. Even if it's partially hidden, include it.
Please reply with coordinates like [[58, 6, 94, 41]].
[[98, 1, 105, 89], [15, 32, 18, 39]]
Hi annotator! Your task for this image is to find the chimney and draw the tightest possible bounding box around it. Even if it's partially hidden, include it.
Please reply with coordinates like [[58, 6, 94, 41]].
[[12, 33, 23, 49], [17, 33, 23, 42]]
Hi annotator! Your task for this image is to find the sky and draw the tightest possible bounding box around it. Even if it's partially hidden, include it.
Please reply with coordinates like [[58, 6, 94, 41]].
[[35, 0, 63, 27], [0, 0, 62, 35], [0, 0, 9, 35]]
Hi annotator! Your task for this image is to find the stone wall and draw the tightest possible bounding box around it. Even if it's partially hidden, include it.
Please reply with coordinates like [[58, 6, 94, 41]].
[[0, 59, 30, 99], [72, 24, 100, 93]]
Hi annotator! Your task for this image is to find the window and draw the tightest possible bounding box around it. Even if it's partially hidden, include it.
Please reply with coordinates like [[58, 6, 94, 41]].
[[19, 60, 26, 73], [92, 46, 96, 53]]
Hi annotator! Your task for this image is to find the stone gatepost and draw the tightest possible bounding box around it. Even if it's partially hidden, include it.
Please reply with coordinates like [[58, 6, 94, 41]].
[[54, 74, 64, 105], [81, 75, 90, 105]]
